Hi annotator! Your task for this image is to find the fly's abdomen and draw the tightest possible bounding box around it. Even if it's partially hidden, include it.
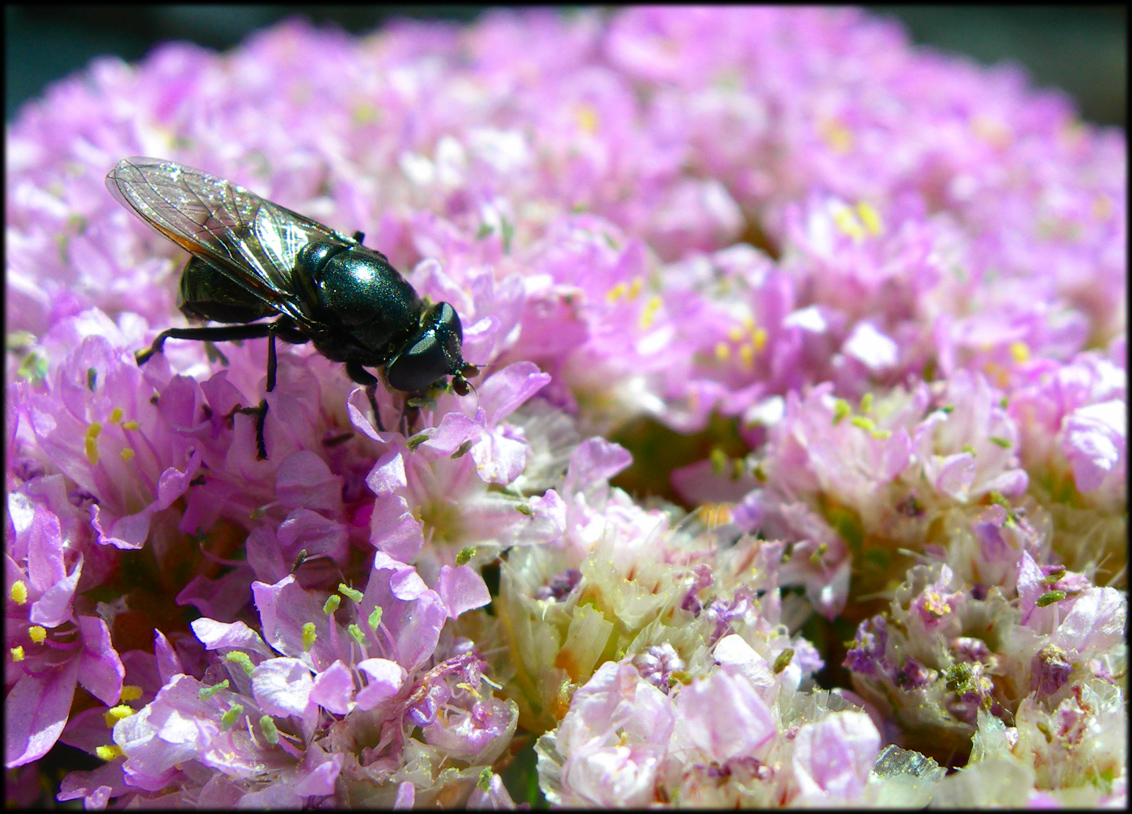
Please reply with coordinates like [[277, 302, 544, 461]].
[[178, 257, 277, 324]]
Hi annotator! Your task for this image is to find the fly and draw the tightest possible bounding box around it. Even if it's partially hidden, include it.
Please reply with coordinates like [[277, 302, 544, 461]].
[[106, 157, 478, 458]]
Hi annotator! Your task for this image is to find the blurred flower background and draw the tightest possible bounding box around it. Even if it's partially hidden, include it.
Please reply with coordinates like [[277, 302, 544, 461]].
[[5, 6, 1126, 809]]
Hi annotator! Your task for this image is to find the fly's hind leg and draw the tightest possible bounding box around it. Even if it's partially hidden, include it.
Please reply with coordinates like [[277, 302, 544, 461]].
[[136, 322, 277, 366], [137, 319, 306, 460]]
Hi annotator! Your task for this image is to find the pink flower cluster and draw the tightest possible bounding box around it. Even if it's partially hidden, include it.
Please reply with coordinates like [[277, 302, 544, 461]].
[[6, 7, 1125, 808]]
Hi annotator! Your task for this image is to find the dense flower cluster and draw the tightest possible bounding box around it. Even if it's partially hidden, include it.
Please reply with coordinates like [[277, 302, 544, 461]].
[[6, 7, 1125, 808]]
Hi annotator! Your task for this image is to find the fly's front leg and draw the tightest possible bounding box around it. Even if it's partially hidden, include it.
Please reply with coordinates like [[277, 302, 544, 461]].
[[345, 361, 383, 433], [400, 399, 422, 436]]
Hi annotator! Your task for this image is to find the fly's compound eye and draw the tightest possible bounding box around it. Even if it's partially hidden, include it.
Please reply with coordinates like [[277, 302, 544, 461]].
[[386, 332, 450, 392], [385, 302, 467, 393]]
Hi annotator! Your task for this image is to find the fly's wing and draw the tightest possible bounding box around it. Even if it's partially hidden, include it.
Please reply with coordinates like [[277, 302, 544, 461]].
[[106, 157, 356, 324]]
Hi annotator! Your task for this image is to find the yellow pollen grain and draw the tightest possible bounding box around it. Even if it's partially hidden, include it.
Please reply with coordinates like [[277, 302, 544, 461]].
[[109, 407, 124, 424], [821, 118, 853, 154], [698, 503, 733, 529], [752, 327, 768, 352], [606, 282, 628, 303], [923, 591, 951, 617], [11, 580, 28, 605], [120, 448, 136, 462], [96, 744, 124, 761], [259, 720, 280, 747], [123, 420, 141, 431], [576, 102, 600, 134], [121, 685, 143, 701], [849, 416, 876, 432], [221, 703, 243, 729], [225, 650, 255, 676], [29, 625, 47, 644], [10, 646, 25, 662], [352, 103, 378, 125], [1091, 194, 1112, 221], [727, 325, 745, 343], [739, 343, 755, 369], [1009, 342, 1030, 363], [715, 342, 731, 362], [639, 295, 662, 329], [456, 681, 480, 698], [710, 448, 728, 475], [833, 206, 865, 242], [627, 277, 643, 299], [857, 201, 883, 236], [983, 360, 1004, 384], [85, 422, 103, 464], [104, 705, 135, 727], [972, 115, 1011, 149]]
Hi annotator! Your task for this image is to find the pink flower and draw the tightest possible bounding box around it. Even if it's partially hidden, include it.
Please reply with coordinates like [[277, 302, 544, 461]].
[[5, 6, 1124, 807], [673, 669, 776, 762], [791, 711, 881, 802]]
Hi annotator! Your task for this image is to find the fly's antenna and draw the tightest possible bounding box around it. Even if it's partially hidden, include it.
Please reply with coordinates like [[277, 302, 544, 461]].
[[451, 360, 487, 398]]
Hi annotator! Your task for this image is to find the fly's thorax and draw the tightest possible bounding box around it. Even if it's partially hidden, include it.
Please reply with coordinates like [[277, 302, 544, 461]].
[[298, 241, 423, 365]]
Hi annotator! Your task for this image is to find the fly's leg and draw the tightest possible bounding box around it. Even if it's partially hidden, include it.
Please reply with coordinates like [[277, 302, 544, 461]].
[[397, 392, 429, 436], [345, 361, 383, 433], [244, 320, 309, 459], [136, 319, 306, 459], [203, 341, 229, 366], [136, 322, 278, 366], [399, 401, 421, 436], [246, 328, 278, 459]]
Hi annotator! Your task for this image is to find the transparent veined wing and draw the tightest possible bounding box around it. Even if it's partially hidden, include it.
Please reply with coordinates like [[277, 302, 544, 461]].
[[106, 157, 356, 323]]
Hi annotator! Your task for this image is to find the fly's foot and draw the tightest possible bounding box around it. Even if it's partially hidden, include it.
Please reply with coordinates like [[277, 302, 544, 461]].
[[234, 401, 269, 459]]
